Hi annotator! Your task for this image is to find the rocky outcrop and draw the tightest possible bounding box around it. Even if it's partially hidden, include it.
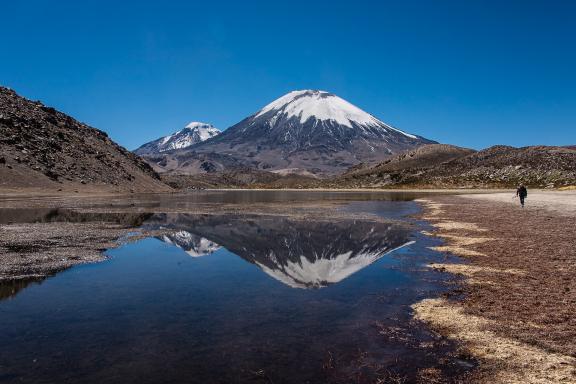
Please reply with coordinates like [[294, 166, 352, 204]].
[[0, 86, 170, 193], [332, 145, 576, 188]]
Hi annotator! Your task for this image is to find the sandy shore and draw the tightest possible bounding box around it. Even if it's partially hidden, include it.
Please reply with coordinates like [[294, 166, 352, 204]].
[[0, 216, 173, 283], [460, 190, 576, 216], [414, 191, 576, 383]]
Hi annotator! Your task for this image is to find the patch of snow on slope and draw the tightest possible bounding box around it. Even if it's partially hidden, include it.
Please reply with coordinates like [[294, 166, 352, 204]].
[[255, 90, 417, 138]]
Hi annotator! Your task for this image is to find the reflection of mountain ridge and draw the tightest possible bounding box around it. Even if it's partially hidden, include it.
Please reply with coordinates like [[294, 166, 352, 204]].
[[144, 214, 413, 289], [158, 231, 221, 257]]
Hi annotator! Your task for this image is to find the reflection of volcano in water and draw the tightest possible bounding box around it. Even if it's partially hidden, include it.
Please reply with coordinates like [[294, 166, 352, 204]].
[[158, 231, 221, 257], [144, 214, 413, 289], [255, 241, 413, 289]]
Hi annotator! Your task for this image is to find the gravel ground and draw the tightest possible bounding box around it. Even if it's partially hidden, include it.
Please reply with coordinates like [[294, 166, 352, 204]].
[[0, 220, 171, 282], [460, 190, 576, 216], [0, 221, 129, 281], [414, 194, 576, 383]]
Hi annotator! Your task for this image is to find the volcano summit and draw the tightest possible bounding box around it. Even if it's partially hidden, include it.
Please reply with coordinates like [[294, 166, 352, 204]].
[[142, 90, 435, 176]]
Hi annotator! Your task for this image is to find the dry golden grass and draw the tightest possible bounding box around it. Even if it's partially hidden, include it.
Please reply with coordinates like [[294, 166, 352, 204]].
[[422, 232, 495, 246], [428, 263, 525, 277], [413, 298, 576, 384], [417, 200, 489, 233], [430, 245, 486, 257], [414, 199, 450, 217], [431, 221, 488, 232], [427, 262, 525, 286]]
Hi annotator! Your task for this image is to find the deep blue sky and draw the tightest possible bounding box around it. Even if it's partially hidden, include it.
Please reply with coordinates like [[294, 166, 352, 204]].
[[2, 0, 575, 150]]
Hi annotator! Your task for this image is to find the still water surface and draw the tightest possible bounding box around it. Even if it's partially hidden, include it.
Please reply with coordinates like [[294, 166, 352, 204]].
[[0, 192, 466, 383]]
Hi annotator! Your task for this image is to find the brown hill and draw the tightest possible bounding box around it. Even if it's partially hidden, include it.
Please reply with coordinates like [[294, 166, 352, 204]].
[[144, 151, 252, 175], [0, 87, 170, 193], [161, 168, 318, 189], [345, 144, 475, 175], [330, 145, 576, 188]]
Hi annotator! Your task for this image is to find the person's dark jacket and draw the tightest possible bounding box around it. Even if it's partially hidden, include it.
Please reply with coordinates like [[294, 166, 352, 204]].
[[516, 186, 527, 198]]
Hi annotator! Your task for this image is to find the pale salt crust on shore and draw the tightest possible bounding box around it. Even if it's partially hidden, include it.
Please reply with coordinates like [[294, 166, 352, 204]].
[[413, 298, 576, 384]]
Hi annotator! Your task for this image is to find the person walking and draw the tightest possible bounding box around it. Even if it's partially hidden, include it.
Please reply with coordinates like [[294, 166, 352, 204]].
[[516, 184, 528, 208]]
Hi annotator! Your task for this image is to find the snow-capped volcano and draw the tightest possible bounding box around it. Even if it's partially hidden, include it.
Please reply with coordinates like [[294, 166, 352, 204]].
[[254, 90, 416, 136], [134, 122, 220, 155], [185, 90, 435, 176]]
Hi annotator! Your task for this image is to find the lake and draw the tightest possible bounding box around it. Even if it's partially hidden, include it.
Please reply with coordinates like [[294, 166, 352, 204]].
[[0, 191, 471, 383]]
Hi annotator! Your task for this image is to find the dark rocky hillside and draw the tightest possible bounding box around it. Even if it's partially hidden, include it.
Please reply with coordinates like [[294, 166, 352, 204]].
[[330, 145, 576, 188], [0, 86, 170, 193], [343, 144, 476, 175]]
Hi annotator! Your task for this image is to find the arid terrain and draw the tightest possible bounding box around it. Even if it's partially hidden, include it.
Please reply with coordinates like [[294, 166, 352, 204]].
[[327, 145, 576, 189], [414, 191, 576, 383], [2, 86, 575, 193], [0, 87, 170, 194]]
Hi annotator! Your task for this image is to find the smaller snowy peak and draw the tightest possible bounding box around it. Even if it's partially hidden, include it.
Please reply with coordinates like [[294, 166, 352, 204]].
[[164, 122, 221, 150], [184, 121, 218, 132], [253, 90, 416, 138], [135, 121, 221, 155]]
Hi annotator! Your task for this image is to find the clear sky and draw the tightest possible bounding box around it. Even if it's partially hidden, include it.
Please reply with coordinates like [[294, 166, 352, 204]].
[[2, 0, 575, 150]]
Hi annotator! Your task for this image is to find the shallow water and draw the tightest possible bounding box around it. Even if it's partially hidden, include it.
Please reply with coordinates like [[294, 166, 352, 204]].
[[0, 193, 469, 383]]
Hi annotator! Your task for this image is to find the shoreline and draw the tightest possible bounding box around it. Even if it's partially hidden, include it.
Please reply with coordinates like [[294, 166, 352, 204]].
[[413, 194, 576, 383], [0, 187, 540, 198]]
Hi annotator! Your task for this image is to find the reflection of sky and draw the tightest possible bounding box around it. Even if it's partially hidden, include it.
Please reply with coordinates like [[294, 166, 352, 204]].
[[0, 199, 454, 384]]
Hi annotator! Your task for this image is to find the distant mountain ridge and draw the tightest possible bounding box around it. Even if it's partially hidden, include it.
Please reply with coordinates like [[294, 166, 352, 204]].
[[330, 144, 576, 188], [162, 144, 576, 189], [141, 90, 435, 176], [4, 85, 572, 192], [135, 122, 220, 155]]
